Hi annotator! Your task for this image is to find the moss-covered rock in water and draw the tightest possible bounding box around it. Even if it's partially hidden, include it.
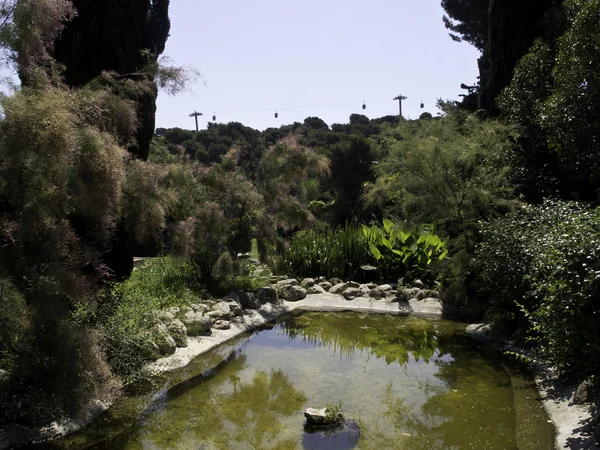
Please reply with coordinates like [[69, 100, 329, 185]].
[[304, 405, 344, 426]]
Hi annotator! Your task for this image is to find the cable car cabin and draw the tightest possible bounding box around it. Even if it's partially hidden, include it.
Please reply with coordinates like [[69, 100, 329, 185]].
[[274, 111, 278, 118], [362, 102, 366, 110], [420, 101, 424, 109], [212, 113, 216, 121]]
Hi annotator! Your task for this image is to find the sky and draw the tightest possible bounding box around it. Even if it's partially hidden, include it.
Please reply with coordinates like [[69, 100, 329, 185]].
[[156, 0, 481, 132]]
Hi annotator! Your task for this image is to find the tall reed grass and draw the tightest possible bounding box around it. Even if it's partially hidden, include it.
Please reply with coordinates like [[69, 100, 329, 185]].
[[269, 223, 371, 280]]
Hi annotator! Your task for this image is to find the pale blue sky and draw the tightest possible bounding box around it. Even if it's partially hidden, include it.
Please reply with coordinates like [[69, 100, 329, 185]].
[[157, 0, 481, 131]]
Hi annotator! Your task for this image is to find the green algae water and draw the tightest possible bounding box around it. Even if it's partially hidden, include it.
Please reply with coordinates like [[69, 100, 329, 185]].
[[43, 312, 554, 449]]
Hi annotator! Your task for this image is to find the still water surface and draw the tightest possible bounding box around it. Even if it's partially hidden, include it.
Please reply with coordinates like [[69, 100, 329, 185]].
[[46, 312, 555, 449]]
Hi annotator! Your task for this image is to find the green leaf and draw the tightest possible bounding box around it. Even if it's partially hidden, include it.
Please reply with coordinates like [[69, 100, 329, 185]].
[[438, 249, 448, 261], [383, 218, 394, 234], [368, 242, 382, 260]]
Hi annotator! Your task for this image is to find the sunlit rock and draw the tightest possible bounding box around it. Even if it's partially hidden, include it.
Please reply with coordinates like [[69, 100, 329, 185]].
[[182, 311, 211, 336], [301, 278, 315, 288], [318, 281, 333, 291], [167, 319, 188, 348], [330, 282, 349, 295], [280, 285, 307, 302], [308, 284, 326, 294], [207, 302, 233, 320]]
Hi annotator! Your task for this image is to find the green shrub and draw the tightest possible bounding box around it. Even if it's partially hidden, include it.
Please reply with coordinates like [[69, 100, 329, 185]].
[[100, 257, 206, 383], [0, 279, 29, 373], [472, 200, 600, 377]]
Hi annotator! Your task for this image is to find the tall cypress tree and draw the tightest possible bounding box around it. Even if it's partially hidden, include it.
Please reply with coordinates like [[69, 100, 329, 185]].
[[51, 0, 170, 278], [52, 0, 170, 160], [479, 0, 554, 114], [441, 0, 489, 51]]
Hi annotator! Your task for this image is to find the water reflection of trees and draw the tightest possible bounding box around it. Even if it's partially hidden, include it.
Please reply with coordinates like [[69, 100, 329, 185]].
[[361, 360, 518, 450], [122, 351, 306, 450], [219, 369, 306, 449], [279, 312, 454, 366]]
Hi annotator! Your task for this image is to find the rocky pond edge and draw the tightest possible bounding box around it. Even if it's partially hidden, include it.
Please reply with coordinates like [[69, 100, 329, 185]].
[[1, 277, 593, 449]]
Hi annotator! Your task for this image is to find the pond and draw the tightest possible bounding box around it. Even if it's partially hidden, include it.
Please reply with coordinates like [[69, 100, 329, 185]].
[[43, 312, 555, 449]]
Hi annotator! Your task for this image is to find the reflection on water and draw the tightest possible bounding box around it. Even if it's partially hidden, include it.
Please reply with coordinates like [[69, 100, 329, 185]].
[[44, 312, 554, 450]]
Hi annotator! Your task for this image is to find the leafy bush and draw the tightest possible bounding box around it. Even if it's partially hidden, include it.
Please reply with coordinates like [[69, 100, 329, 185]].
[[362, 219, 448, 282], [364, 113, 517, 250], [0, 279, 29, 372], [100, 257, 206, 383], [472, 200, 600, 377]]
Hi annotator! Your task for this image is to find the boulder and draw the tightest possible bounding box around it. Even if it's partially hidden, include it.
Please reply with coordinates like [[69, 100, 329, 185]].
[[225, 291, 240, 304], [359, 284, 371, 296], [239, 291, 261, 309], [182, 311, 212, 336], [191, 303, 210, 313], [256, 286, 279, 304], [280, 285, 307, 302], [318, 281, 333, 291], [366, 283, 378, 289], [369, 289, 387, 299], [153, 323, 177, 355], [166, 306, 180, 316], [248, 295, 262, 310], [276, 278, 299, 287], [573, 377, 597, 405], [330, 278, 343, 285], [369, 284, 392, 299], [375, 284, 393, 292], [226, 300, 244, 316], [329, 282, 349, 295], [301, 278, 315, 288], [269, 275, 287, 282], [213, 320, 231, 330], [156, 310, 175, 321], [304, 407, 344, 426], [141, 339, 161, 360], [412, 279, 425, 289], [307, 284, 326, 295], [207, 302, 233, 320], [403, 287, 420, 299], [347, 281, 360, 288], [342, 287, 362, 300], [416, 289, 428, 300], [166, 319, 188, 348]]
